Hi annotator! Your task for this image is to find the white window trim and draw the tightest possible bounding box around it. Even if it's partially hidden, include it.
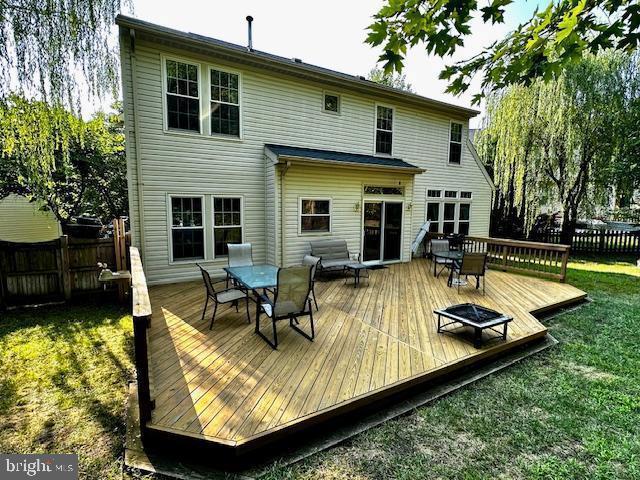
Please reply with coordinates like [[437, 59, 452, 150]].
[[161, 54, 204, 136], [447, 120, 464, 166], [322, 91, 341, 115], [211, 195, 245, 259], [374, 103, 395, 156], [425, 189, 473, 234], [167, 193, 207, 264], [207, 64, 244, 140], [298, 197, 332, 236], [160, 53, 244, 142]]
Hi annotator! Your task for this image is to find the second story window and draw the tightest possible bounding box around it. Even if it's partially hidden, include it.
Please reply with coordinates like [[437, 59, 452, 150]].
[[449, 122, 463, 164], [376, 105, 393, 155], [323, 93, 340, 113], [165, 60, 200, 132], [211, 69, 240, 137]]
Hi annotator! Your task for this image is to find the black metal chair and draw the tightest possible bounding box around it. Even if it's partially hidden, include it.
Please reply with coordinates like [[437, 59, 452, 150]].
[[302, 254, 321, 311], [255, 265, 315, 349], [197, 263, 250, 329], [447, 252, 489, 294], [447, 233, 465, 251]]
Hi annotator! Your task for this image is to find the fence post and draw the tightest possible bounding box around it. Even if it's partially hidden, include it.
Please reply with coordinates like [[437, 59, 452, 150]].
[[59, 236, 72, 300], [133, 314, 153, 426], [598, 230, 606, 254]]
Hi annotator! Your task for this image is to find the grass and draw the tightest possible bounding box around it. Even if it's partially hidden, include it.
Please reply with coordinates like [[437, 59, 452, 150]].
[[0, 255, 638, 479]]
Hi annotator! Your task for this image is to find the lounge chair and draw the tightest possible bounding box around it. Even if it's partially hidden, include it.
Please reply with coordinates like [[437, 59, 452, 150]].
[[309, 239, 358, 273], [447, 252, 488, 294], [255, 265, 315, 349], [197, 264, 250, 328], [302, 254, 321, 311]]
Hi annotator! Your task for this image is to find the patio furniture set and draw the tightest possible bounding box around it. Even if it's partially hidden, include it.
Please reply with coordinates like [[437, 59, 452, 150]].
[[197, 236, 510, 350]]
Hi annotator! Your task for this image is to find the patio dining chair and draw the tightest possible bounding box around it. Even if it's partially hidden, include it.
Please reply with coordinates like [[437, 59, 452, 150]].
[[302, 254, 321, 311], [255, 265, 314, 349], [447, 252, 489, 294], [226, 242, 253, 287], [430, 239, 452, 277], [197, 264, 250, 329]]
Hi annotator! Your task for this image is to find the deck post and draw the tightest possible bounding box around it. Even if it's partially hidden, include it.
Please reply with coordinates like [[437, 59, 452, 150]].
[[130, 246, 153, 436]]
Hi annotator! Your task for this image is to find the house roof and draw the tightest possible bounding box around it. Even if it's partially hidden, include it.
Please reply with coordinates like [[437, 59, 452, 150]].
[[264, 144, 425, 174], [115, 15, 479, 119]]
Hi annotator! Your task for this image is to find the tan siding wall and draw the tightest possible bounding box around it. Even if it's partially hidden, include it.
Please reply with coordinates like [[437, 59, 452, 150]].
[[280, 165, 414, 265], [122, 37, 492, 284], [0, 195, 61, 242]]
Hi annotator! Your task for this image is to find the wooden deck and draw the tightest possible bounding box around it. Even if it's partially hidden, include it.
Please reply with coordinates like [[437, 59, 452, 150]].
[[143, 259, 585, 454]]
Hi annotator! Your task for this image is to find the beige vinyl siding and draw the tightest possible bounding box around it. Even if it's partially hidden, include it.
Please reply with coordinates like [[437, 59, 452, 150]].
[[121, 36, 492, 284], [0, 195, 61, 242], [279, 164, 414, 266]]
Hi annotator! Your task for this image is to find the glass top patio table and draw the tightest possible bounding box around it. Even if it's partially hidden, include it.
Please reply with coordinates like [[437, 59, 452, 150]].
[[224, 264, 279, 290], [432, 250, 463, 261]]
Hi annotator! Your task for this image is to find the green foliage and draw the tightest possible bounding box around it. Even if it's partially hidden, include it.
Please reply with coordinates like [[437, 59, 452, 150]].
[[367, 1, 640, 103], [476, 52, 640, 239], [0, 0, 128, 105], [0, 97, 127, 223], [366, 66, 415, 92]]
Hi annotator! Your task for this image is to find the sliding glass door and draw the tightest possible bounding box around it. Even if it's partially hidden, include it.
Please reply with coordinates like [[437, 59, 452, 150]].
[[362, 201, 403, 263]]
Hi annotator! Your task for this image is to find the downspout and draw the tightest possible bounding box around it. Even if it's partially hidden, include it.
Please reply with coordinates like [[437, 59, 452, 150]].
[[129, 29, 147, 261], [280, 160, 291, 266]]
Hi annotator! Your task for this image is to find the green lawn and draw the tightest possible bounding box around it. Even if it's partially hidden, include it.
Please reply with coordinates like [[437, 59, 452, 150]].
[[1, 256, 638, 479]]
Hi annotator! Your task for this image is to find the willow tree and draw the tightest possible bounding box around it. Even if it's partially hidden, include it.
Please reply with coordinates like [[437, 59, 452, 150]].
[[0, 97, 126, 223], [0, 0, 128, 186], [477, 53, 637, 244]]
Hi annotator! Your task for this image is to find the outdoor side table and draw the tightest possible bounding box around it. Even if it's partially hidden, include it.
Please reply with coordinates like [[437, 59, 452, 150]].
[[434, 303, 513, 348], [344, 263, 370, 288]]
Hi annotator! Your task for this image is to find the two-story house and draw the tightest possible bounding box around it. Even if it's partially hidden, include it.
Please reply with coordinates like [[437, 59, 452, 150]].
[[117, 15, 494, 285]]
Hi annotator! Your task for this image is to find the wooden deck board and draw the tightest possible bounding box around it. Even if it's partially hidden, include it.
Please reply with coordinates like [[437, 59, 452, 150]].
[[145, 259, 585, 449]]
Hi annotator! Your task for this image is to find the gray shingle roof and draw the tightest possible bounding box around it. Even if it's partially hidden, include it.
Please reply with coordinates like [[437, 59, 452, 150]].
[[265, 144, 423, 172], [115, 15, 479, 118]]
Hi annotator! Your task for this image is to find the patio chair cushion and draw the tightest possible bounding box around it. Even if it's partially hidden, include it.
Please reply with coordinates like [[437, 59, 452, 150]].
[[216, 288, 247, 304], [310, 239, 354, 269]]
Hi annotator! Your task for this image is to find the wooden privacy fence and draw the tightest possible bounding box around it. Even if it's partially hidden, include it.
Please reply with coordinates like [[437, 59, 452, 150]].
[[427, 234, 571, 282], [0, 220, 130, 308], [539, 229, 640, 255]]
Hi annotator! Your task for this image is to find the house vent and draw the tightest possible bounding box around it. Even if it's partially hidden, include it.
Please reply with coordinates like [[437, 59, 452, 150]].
[[293, 58, 303, 63], [246, 15, 254, 51]]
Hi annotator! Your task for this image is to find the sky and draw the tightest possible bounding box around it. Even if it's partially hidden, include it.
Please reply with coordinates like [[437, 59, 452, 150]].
[[92, 0, 548, 127]]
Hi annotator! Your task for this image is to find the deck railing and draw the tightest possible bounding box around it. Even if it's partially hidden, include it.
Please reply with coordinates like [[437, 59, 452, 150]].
[[428, 235, 571, 282], [130, 246, 154, 430]]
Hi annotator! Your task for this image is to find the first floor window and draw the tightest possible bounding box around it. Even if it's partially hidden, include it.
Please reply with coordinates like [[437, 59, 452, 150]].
[[458, 203, 471, 235], [427, 197, 472, 234], [426, 202, 440, 233], [171, 197, 204, 260], [375, 105, 393, 154], [213, 197, 242, 256], [300, 199, 331, 232], [443, 203, 456, 234], [165, 59, 200, 132]]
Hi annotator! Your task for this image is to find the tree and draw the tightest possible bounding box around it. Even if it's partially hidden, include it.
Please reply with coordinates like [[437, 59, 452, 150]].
[[0, 0, 127, 106], [367, 66, 415, 92], [476, 52, 639, 243], [366, 0, 640, 104], [0, 97, 127, 223]]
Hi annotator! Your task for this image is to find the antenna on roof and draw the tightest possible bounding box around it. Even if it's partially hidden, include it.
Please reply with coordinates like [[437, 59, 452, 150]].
[[246, 15, 254, 51]]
